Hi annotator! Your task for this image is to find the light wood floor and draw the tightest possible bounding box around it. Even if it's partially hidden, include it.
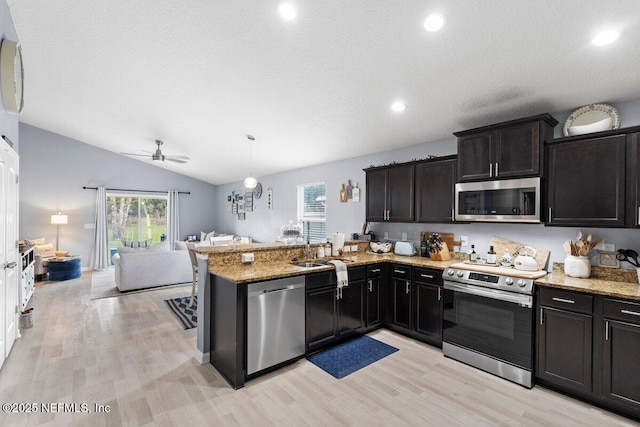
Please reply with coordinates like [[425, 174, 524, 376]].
[[0, 272, 638, 427]]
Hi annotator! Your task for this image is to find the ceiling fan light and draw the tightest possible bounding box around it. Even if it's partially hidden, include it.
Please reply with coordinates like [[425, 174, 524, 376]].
[[244, 176, 258, 189]]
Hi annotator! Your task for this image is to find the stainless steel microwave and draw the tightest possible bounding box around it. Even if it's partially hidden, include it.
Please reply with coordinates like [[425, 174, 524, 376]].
[[455, 177, 541, 223]]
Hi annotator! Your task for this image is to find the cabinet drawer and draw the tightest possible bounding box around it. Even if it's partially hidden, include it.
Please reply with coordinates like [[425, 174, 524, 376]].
[[412, 267, 442, 284], [390, 264, 411, 279], [349, 266, 366, 281], [306, 271, 336, 290], [539, 288, 592, 314], [366, 263, 384, 277], [604, 298, 640, 324]]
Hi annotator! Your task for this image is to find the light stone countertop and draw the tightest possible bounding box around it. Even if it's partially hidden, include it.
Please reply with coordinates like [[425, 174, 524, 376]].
[[535, 271, 640, 301]]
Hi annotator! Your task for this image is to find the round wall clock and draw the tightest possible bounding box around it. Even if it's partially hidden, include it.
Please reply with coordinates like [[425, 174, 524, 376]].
[[253, 182, 263, 199], [0, 39, 24, 113]]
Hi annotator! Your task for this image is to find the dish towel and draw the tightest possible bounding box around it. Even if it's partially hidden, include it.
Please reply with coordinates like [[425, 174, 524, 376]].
[[328, 260, 348, 288]]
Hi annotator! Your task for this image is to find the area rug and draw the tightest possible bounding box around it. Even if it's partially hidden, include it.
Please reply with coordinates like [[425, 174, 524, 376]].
[[165, 296, 197, 329], [306, 335, 399, 379], [90, 269, 190, 300]]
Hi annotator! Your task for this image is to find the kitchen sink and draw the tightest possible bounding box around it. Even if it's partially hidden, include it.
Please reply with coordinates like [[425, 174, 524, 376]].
[[292, 262, 326, 268]]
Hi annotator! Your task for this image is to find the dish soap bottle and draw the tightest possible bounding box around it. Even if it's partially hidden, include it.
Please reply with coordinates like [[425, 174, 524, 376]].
[[487, 245, 497, 264], [501, 249, 512, 266]]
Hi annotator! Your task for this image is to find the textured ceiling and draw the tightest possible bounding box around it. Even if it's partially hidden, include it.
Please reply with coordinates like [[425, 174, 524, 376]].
[[8, 1, 640, 184]]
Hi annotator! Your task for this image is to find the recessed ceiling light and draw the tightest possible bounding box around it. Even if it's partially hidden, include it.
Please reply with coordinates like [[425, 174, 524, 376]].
[[278, 2, 297, 21], [391, 101, 407, 113], [424, 13, 446, 32], [592, 29, 620, 46]]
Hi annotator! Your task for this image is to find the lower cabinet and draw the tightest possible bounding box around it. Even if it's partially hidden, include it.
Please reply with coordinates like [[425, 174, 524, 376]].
[[537, 287, 640, 420], [306, 268, 364, 351], [365, 264, 384, 327], [388, 264, 443, 346]]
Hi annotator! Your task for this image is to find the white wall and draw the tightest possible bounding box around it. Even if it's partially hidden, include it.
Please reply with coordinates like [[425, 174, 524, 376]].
[[19, 124, 218, 267], [214, 98, 640, 268]]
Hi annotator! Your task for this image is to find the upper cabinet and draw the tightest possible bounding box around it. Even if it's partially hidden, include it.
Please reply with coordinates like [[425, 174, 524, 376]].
[[547, 126, 640, 227], [365, 163, 414, 222], [455, 114, 558, 182], [415, 156, 457, 223]]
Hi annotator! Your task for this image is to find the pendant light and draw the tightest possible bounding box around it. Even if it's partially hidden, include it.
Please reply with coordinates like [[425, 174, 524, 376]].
[[244, 135, 257, 189]]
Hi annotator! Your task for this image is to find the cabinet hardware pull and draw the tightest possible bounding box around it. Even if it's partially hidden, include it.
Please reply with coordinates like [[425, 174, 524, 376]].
[[489, 163, 493, 177], [336, 288, 340, 300], [548, 207, 552, 221], [451, 208, 455, 221], [368, 279, 372, 292], [371, 268, 380, 273], [540, 308, 544, 325], [621, 309, 640, 317], [405, 281, 410, 294], [638, 206, 640, 226], [605, 320, 609, 341], [438, 287, 441, 300], [552, 297, 575, 304], [421, 274, 434, 279], [394, 269, 405, 274], [495, 162, 499, 176]]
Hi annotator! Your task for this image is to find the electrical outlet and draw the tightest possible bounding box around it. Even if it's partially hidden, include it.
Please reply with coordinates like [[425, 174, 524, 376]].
[[460, 235, 468, 247], [402, 232, 407, 241], [241, 253, 254, 263], [602, 243, 615, 252], [383, 232, 389, 240]]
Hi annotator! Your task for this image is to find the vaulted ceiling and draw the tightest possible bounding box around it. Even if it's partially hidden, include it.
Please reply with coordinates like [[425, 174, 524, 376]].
[[8, 1, 640, 184]]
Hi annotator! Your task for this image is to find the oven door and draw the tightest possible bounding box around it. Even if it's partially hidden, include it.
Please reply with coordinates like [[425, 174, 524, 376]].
[[443, 281, 533, 370]]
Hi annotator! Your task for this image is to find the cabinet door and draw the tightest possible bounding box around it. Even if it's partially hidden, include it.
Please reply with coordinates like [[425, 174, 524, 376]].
[[415, 159, 456, 223], [538, 307, 593, 394], [414, 282, 442, 343], [366, 276, 381, 327], [387, 165, 415, 222], [306, 287, 337, 350], [457, 131, 493, 181], [602, 319, 640, 411], [625, 132, 640, 227], [392, 277, 411, 329], [366, 169, 387, 222], [547, 135, 626, 226], [337, 279, 364, 336], [494, 122, 540, 178]]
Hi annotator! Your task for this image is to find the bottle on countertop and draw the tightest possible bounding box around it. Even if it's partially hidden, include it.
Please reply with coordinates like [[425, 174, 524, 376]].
[[469, 244, 476, 262], [317, 244, 325, 258], [420, 238, 427, 257], [487, 245, 497, 264]]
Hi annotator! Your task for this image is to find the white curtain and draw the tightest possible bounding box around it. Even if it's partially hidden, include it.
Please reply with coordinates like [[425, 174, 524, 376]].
[[168, 191, 180, 250], [90, 186, 110, 270]]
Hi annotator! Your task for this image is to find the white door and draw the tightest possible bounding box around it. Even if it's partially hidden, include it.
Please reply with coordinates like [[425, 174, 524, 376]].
[[0, 138, 19, 367]]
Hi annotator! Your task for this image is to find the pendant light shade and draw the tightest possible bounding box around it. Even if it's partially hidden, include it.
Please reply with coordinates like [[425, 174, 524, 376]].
[[244, 135, 257, 189]]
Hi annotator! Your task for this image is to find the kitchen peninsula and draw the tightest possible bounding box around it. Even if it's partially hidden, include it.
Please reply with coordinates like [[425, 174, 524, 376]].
[[192, 242, 640, 420]]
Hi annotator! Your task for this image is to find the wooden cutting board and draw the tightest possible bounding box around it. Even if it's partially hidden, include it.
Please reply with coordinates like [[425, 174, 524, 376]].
[[449, 262, 548, 279], [489, 236, 550, 271]]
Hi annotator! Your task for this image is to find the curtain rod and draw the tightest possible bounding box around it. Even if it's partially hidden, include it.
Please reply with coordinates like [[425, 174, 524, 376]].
[[82, 186, 190, 195]]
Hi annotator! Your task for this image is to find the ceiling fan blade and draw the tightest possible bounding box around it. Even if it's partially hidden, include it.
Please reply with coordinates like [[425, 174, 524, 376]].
[[165, 155, 190, 161], [120, 152, 149, 158], [165, 157, 189, 164]]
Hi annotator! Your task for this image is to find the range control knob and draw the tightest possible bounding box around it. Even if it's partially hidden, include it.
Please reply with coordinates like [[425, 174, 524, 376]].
[[446, 269, 454, 276], [505, 278, 514, 286], [517, 279, 527, 288], [457, 270, 465, 278]]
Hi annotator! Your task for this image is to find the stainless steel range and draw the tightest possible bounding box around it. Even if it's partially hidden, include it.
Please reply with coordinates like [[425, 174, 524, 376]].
[[442, 263, 546, 388]]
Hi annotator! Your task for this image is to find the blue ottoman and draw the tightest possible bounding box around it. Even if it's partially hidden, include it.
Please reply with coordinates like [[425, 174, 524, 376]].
[[48, 257, 82, 281]]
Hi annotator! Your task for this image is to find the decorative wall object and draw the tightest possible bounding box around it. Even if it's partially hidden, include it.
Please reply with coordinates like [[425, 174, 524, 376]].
[[339, 184, 347, 202], [238, 213, 246, 220], [352, 183, 360, 202], [267, 187, 273, 209], [244, 192, 253, 211]]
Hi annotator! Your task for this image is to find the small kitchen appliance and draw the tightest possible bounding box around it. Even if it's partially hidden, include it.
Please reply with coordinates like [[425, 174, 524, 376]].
[[394, 241, 415, 256]]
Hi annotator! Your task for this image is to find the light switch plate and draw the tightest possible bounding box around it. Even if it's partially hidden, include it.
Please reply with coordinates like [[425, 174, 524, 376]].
[[460, 235, 468, 247], [383, 232, 389, 240], [402, 232, 407, 241]]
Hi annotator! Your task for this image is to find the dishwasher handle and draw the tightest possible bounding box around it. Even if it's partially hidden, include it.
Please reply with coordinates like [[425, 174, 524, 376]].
[[248, 282, 305, 297]]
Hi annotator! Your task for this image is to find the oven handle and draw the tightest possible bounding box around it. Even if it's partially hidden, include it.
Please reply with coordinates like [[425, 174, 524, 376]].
[[444, 281, 532, 308]]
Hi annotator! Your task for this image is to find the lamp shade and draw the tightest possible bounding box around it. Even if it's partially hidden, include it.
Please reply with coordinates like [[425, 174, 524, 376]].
[[51, 213, 68, 225]]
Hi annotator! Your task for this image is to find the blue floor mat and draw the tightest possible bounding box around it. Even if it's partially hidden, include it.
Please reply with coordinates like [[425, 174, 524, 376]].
[[307, 335, 399, 379]]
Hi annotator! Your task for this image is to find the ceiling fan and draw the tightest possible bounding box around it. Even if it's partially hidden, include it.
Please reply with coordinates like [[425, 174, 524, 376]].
[[120, 140, 190, 164]]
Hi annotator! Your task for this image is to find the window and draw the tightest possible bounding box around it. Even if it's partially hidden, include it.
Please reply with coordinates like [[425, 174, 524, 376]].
[[106, 192, 168, 249], [297, 182, 326, 243]]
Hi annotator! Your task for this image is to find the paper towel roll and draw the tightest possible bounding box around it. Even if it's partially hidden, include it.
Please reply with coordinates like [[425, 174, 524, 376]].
[[332, 232, 345, 256]]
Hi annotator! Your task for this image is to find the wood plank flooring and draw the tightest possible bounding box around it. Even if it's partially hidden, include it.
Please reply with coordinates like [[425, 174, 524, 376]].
[[0, 272, 638, 426]]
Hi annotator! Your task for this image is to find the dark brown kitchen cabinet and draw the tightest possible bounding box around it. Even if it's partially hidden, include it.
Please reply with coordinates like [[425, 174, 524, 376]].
[[537, 288, 593, 395], [625, 132, 640, 228], [390, 265, 412, 329], [366, 264, 384, 327], [601, 299, 640, 418], [455, 114, 558, 182], [412, 268, 443, 346], [305, 268, 364, 352], [365, 164, 414, 222], [547, 134, 626, 227], [415, 156, 457, 222]]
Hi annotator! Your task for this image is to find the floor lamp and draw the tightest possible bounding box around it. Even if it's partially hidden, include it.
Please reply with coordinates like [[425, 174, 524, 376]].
[[51, 212, 68, 251]]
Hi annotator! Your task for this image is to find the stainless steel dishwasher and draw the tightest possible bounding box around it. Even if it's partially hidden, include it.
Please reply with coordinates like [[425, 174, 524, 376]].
[[247, 277, 306, 375]]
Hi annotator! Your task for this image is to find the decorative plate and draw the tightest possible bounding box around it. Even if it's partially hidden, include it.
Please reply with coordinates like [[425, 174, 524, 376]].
[[253, 182, 262, 199], [562, 103, 620, 136]]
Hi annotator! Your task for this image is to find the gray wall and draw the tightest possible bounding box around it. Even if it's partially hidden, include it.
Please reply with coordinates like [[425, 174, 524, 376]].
[[0, 0, 19, 149], [19, 124, 218, 267], [214, 98, 640, 268]]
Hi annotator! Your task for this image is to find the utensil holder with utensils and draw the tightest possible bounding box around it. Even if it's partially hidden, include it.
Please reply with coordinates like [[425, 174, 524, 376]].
[[564, 255, 591, 278]]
